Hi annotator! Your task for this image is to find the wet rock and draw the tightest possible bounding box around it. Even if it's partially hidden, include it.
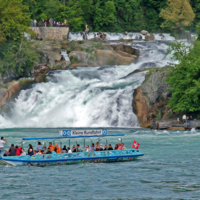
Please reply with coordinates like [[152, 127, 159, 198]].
[[140, 30, 148, 35], [133, 66, 172, 127], [145, 34, 155, 41]]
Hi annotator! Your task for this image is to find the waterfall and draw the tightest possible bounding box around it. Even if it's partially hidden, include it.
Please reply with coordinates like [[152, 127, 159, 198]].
[[60, 49, 70, 62], [0, 42, 174, 128], [68, 32, 178, 41]]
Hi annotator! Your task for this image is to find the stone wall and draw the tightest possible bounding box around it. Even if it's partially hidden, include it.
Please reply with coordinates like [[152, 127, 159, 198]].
[[31, 27, 69, 41]]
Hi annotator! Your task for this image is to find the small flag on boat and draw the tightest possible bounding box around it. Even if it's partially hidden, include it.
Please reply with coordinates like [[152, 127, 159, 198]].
[[132, 140, 140, 149]]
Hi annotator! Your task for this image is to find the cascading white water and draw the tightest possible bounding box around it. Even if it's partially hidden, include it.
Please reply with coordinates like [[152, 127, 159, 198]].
[[60, 49, 70, 61], [68, 32, 177, 41], [0, 42, 174, 128]]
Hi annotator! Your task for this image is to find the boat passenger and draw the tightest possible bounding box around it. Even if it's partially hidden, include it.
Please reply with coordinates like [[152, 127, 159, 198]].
[[95, 143, 100, 151], [67, 147, 72, 153], [77, 144, 81, 152], [48, 142, 55, 151], [62, 145, 67, 153], [0, 137, 7, 149], [114, 144, 118, 150], [41, 150, 45, 154], [27, 144, 33, 156], [122, 143, 126, 150], [16, 145, 22, 156], [20, 149, 26, 156], [108, 144, 113, 150], [100, 144, 104, 151], [83, 145, 90, 152], [36, 142, 44, 151], [72, 145, 76, 152], [38, 149, 43, 155], [118, 143, 122, 150], [3, 151, 9, 156], [46, 148, 52, 154], [9, 144, 16, 156], [94, 142, 99, 150], [104, 145, 107, 151], [33, 150, 37, 155], [55, 143, 61, 154], [90, 143, 95, 151]]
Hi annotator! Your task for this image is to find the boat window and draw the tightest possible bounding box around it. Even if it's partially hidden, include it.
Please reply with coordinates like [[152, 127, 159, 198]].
[[132, 150, 135, 152]]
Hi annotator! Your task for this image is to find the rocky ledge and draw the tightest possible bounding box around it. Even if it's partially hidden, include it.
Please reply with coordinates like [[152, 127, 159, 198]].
[[132, 66, 173, 127]]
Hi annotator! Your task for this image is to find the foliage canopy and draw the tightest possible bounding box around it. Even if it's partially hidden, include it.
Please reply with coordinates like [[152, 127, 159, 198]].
[[167, 41, 200, 112]]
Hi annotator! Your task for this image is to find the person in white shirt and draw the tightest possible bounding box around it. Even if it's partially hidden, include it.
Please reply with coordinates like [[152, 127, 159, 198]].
[[0, 137, 7, 149], [67, 147, 72, 153], [20, 149, 26, 156]]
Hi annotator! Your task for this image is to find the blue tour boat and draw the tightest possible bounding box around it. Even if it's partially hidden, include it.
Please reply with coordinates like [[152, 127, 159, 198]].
[[0, 129, 144, 166]]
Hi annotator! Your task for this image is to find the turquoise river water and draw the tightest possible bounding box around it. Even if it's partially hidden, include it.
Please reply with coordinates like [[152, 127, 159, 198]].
[[0, 128, 199, 199]]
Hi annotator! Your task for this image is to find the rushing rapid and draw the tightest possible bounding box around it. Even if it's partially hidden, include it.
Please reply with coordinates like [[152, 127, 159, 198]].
[[0, 40, 173, 128]]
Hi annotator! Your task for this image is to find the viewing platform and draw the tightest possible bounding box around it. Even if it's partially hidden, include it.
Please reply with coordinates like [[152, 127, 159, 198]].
[[151, 119, 200, 130]]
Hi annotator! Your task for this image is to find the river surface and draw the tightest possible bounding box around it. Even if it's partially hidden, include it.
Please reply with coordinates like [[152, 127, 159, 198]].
[[0, 128, 199, 199]]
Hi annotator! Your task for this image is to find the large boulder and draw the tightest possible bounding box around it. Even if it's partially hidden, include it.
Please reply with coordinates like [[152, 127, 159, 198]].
[[96, 50, 136, 66], [133, 67, 172, 127], [69, 51, 91, 63], [140, 30, 148, 35], [110, 45, 140, 56], [145, 34, 155, 41]]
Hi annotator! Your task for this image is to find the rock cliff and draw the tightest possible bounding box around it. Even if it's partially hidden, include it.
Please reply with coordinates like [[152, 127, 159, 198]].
[[133, 66, 172, 127]]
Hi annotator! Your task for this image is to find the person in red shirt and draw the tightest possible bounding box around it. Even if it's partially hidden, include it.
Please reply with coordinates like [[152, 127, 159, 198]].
[[16, 146, 22, 156]]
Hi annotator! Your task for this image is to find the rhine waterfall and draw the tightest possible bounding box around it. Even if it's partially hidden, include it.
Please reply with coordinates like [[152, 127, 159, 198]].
[[0, 37, 174, 128]]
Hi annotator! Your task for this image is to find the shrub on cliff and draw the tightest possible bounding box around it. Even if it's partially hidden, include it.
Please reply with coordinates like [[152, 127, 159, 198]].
[[167, 40, 200, 112]]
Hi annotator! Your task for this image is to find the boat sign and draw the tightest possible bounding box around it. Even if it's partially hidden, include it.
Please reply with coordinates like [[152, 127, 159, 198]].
[[60, 129, 107, 137]]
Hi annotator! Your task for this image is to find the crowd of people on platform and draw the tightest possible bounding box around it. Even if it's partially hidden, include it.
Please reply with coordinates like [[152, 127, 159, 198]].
[[32, 18, 67, 27], [0, 138, 126, 157], [182, 114, 193, 123]]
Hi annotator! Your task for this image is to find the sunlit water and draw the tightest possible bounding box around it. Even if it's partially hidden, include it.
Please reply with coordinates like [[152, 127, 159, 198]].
[[0, 128, 199, 199]]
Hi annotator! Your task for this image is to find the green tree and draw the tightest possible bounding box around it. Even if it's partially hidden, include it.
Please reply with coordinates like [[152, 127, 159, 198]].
[[0, 0, 30, 43], [159, 0, 195, 33], [166, 41, 200, 112]]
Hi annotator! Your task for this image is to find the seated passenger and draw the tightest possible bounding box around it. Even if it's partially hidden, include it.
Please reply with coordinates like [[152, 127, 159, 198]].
[[114, 144, 118, 150], [55, 143, 61, 154], [3, 151, 9, 156], [72, 145, 76, 152], [94, 142, 99, 151], [36, 142, 44, 151], [95, 143, 100, 151], [33, 150, 37, 155], [90, 143, 95, 151], [104, 145, 107, 151], [9, 144, 16, 156], [100, 144, 104, 151], [46, 148, 52, 154], [118, 143, 122, 150], [20, 149, 26, 156], [122, 143, 126, 150], [77, 144, 81, 152], [27, 144, 33, 156], [48, 142, 55, 151], [16, 145, 22, 156], [62, 145, 67, 153], [84, 145, 90, 152], [41, 150, 45, 154], [67, 147, 72, 153], [38, 149, 43, 155], [108, 144, 113, 150]]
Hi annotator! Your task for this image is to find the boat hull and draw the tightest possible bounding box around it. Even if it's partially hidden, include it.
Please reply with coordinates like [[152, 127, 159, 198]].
[[0, 150, 144, 167]]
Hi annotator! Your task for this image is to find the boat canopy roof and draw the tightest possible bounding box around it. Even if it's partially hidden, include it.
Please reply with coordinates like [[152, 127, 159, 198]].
[[22, 134, 125, 140], [22, 129, 125, 140]]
